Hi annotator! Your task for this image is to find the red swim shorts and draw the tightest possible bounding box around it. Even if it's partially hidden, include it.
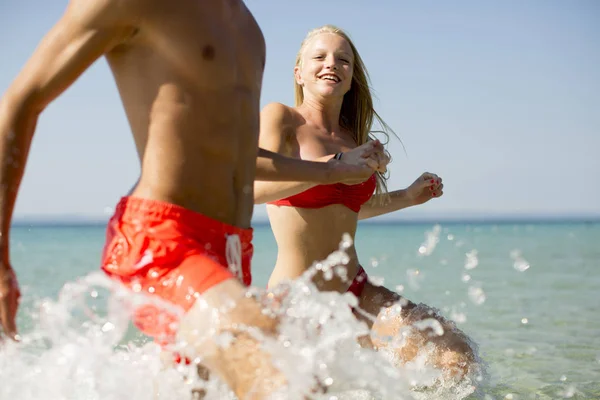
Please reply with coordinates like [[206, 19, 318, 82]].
[[101, 196, 253, 344]]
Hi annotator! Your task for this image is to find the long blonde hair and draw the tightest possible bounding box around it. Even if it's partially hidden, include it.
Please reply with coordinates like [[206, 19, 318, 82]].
[[294, 25, 398, 200]]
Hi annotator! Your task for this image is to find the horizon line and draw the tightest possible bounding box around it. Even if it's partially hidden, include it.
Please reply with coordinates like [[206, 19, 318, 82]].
[[11, 212, 600, 226]]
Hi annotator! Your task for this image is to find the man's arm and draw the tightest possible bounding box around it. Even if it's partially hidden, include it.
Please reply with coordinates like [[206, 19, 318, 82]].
[[256, 148, 336, 182], [0, 0, 133, 253], [254, 103, 379, 204], [0, 0, 134, 339], [254, 103, 335, 203]]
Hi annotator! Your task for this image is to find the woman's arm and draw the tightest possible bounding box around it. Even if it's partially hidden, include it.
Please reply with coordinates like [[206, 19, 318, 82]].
[[358, 172, 444, 220], [254, 103, 332, 203], [358, 189, 415, 220], [254, 103, 379, 204]]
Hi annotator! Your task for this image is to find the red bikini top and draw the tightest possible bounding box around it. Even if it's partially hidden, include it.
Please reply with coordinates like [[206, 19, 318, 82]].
[[267, 174, 377, 213]]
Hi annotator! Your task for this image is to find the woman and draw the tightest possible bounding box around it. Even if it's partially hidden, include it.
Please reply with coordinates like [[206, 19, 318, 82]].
[[255, 25, 476, 379]]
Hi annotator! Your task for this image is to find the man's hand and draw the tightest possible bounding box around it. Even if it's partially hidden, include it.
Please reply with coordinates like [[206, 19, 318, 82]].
[[406, 172, 444, 205], [339, 140, 389, 173], [328, 140, 390, 185], [0, 262, 20, 342], [328, 160, 375, 185]]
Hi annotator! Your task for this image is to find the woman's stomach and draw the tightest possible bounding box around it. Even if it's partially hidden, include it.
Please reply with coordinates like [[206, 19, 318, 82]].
[[267, 204, 362, 291]]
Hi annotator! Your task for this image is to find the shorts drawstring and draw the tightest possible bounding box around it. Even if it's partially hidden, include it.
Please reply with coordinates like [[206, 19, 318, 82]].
[[226, 233, 242, 281]]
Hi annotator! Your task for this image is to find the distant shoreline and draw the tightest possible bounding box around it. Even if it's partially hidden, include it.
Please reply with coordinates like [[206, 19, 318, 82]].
[[12, 214, 600, 228]]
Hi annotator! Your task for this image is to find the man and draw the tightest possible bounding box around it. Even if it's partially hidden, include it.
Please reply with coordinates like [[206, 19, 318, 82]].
[[0, 0, 381, 397]]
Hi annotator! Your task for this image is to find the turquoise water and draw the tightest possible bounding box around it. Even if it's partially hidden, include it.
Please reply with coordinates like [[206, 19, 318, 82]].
[[8, 220, 600, 399]]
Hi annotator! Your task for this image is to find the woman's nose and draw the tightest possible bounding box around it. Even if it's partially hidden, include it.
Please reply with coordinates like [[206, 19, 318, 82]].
[[324, 56, 338, 70]]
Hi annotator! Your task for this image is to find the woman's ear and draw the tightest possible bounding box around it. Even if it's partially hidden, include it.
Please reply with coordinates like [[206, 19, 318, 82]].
[[294, 65, 304, 86]]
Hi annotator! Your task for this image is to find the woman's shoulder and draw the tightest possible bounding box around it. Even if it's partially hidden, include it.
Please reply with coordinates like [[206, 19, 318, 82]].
[[261, 102, 302, 123]]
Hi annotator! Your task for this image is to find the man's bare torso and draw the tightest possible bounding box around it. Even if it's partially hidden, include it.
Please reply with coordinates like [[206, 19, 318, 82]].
[[108, 0, 265, 228]]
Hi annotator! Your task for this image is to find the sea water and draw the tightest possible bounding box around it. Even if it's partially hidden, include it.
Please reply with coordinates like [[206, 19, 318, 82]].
[[1, 220, 599, 399]]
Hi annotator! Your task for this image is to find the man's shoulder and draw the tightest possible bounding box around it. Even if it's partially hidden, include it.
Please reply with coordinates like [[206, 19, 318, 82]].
[[67, 0, 146, 26]]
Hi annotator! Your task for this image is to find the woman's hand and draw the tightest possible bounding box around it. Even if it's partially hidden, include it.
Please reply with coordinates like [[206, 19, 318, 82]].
[[406, 172, 444, 205]]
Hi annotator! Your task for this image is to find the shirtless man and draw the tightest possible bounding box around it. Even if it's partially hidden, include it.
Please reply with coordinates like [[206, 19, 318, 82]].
[[0, 0, 381, 397]]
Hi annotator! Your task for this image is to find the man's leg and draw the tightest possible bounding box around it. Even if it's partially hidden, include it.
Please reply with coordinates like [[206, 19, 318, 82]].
[[178, 278, 288, 398]]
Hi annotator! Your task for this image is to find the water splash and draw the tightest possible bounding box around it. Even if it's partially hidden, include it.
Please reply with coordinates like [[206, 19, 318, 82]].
[[412, 319, 445, 337], [450, 309, 467, 324], [510, 250, 530, 272], [558, 385, 576, 398], [1, 236, 482, 400], [0, 273, 192, 400], [464, 250, 479, 270], [406, 269, 424, 291], [418, 225, 441, 256], [368, 275, 386, 287], [467, 286, 486, 306]]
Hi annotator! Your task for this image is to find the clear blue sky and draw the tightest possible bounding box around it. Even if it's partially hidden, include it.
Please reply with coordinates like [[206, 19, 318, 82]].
[[0, 0, 598, 222]]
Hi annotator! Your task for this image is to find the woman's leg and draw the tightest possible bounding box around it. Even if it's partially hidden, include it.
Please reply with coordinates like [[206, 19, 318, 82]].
[[354, 281, 477, 380]]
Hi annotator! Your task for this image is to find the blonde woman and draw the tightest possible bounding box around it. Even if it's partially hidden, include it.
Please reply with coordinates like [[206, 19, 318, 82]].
[[255, 25, 476, 379]]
